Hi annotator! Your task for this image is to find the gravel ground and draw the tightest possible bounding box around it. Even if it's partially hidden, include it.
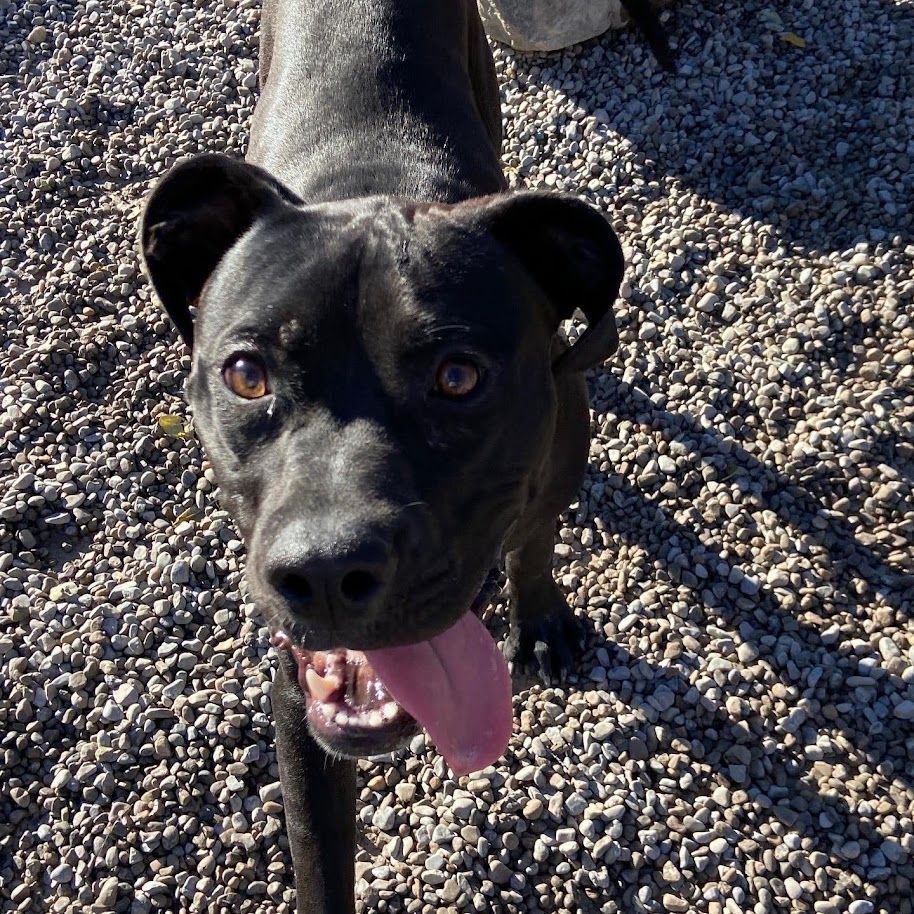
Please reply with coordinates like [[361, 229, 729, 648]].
[[2, 0, 913, 912]]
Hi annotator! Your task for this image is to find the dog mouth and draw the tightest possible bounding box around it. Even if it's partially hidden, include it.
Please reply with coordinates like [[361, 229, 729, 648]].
[[270, 635, 421, 755], [270, 569, 511, 772]]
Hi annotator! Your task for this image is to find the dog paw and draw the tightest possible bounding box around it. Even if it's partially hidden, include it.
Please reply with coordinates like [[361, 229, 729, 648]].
[[503, 589, 586, 684]]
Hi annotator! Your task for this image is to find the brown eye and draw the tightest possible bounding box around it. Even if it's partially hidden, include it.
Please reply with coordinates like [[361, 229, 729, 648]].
[[223, 354, 269, 399], [435, 358, 480, 399]]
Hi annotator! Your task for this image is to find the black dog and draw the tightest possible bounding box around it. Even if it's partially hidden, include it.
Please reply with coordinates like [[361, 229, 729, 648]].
[[140, 1, 625, 910]]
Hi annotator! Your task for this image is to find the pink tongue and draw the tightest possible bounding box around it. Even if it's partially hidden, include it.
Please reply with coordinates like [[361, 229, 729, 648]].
[[365, 611, 513, 775]]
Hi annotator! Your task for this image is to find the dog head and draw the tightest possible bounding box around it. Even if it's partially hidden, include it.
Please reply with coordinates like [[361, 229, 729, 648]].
[[140, 154, 622, 755]]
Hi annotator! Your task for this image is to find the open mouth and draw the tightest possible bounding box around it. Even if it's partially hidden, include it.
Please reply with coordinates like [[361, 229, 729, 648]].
[[270, 634, 421, 755], [270, 569, 511, 773]]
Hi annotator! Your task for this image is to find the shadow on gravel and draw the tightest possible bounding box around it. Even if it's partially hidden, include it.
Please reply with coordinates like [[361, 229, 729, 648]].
[[606, 379, 913, 614], [528, 0, 914, 252], [871, 426, 914, 485], [37, 526, 95, 576], [551, 373, 913, 903], [587, 379, 912, 778], [568, 639, 909, 909]]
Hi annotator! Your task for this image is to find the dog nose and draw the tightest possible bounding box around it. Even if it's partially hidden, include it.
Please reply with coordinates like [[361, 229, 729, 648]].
[[266, 536, 393, 621]]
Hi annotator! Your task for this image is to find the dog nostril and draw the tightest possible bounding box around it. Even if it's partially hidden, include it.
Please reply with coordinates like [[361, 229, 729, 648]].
[[340, 569, 380, 604], [277, 571, 314, 605]]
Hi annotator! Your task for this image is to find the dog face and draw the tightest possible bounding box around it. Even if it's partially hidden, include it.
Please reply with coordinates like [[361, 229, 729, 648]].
[[141, 154, 622, 754]]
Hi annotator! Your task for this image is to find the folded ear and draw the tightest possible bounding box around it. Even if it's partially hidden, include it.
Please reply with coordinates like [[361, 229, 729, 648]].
[[461, 193, 624, 374], [139, 154, 302, 351]]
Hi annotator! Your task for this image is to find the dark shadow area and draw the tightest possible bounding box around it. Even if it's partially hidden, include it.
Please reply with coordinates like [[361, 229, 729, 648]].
[[454, 621, 910, 910], [583, 377, 912, 777], [510, 0, 914, 252], [870, 426, 914, 485], [597, 377, 913, 605], [567, 641, 911, 910], [34, 525, 95, 575]]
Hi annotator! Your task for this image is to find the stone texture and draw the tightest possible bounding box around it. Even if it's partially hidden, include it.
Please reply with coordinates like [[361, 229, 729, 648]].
[[1, 1, 912, 913]]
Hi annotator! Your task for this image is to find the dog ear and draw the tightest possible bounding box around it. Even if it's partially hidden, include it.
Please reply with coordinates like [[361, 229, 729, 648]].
[[139, 154, 302, 351], [467, 193, 624, 374]]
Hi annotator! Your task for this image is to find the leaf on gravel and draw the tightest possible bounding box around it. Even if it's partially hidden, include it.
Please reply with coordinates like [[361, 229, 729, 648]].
[[157, 414, 192, 439], [175, 507, 202, 524], [780, 32, 807, 48]]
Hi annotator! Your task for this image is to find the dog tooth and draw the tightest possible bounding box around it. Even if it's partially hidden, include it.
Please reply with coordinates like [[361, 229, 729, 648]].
[[382, 702, 399, 719], [305, 667, 341, 701], [368, 710, 384, 727]]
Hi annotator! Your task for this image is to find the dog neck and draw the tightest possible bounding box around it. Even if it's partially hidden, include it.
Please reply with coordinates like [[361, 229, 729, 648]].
[[247, 0, 507, 204]]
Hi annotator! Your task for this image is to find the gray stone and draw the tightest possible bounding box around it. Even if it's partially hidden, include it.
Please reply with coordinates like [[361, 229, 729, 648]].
[[98, 876, 120, 906], [451, 796, 476, 820], [489, 861, 512, 885], [372, 807, 397, 831], [476, 0, 669, 51], [439, 878, 461, 903], [50, 863, 73, 884]]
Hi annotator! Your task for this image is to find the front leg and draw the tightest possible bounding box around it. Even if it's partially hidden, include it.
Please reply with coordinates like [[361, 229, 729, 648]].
[[503, 517, 586, 683], [273, 657, 356, 914]]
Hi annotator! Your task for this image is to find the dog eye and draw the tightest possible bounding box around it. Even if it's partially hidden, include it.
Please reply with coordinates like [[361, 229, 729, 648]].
[[435, 358, 480, 399], [223, 353, 269, 399]]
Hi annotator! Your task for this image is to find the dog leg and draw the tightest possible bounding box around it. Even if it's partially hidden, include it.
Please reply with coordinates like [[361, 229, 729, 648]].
[[466, 0, 504, 157], [273, 659, 356, 914], [619, 0, 676, 71], [504, 517, 586, 683]]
